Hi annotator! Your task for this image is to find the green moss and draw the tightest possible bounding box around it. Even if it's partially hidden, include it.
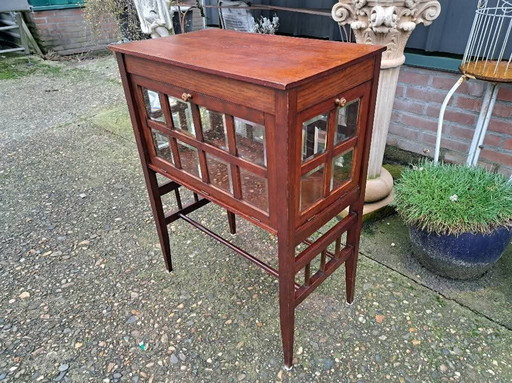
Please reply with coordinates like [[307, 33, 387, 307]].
[[0, 55, 62, 80], [362, 205, 396, 224], [91, 105, 133, 140], [383, 163, 405, 180], [384, 145, 425, 166], [435, 295, 447, 307]]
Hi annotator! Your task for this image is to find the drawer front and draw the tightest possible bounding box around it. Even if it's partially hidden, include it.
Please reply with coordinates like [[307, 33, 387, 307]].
[[124, 55, 276, 114], [296, 59, 374, 112]]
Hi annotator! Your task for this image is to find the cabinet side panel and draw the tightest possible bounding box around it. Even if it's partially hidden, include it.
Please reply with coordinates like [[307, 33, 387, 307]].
[[296, 60, 374, 111]]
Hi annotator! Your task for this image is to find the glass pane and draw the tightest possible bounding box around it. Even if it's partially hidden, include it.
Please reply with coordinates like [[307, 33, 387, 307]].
[[240, 168, 268, 212], [169, 96, 195, 137], [151, 129, 173, 163], [335, 99, 360, 146], [301, 165, 325, 211], [177, 141, 200, 178], [234, 117, 266, 167], [201, 107, 227, 150], [302, 114, 328, 162], [331, 150, 354, 191], [206, 153, 232, 194], [142, 89, 165, 123]]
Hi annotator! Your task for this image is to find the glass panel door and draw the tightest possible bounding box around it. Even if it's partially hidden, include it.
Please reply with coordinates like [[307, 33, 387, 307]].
[[298, 87, 365, 214]]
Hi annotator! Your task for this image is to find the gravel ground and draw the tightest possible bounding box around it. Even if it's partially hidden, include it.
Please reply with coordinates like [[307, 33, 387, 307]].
[[1, 54, 511, 383]]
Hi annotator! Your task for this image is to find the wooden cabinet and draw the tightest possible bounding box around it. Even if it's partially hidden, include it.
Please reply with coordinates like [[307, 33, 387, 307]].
[[111, 29, 384, 368]]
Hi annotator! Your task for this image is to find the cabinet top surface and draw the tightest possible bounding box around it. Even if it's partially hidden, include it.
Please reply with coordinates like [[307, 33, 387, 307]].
[[110, 29, 384, 90]]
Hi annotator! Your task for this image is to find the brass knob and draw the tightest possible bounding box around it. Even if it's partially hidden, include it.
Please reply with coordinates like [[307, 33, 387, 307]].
[[181, 93, 192, 102], [335, 97, 347, 107]]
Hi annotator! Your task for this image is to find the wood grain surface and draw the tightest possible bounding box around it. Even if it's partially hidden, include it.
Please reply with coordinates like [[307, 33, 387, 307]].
[[110, 29, 384, 89]]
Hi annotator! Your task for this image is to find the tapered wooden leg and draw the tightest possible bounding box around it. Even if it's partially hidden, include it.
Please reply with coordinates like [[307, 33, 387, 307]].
[[146, 169, 173, 272], [278, 241, 296, 369], [345, 206, 363, 304], [345, 253, 358, 304], [279, 295, 295, 369], [227, 210, 236, 234]]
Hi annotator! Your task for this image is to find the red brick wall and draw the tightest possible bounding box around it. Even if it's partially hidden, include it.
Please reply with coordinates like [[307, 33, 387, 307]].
[[389, 65, 512, 177], [29, 7, 119, 55]]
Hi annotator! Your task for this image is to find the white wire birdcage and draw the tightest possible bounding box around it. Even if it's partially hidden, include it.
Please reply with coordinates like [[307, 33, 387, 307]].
[[461, 0, 512, 82], [435, 0, 512, 168]]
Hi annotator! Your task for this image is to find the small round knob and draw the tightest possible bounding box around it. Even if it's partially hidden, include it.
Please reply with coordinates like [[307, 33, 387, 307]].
[[181, 93, 192, 102], [335, 98, 347, 107]]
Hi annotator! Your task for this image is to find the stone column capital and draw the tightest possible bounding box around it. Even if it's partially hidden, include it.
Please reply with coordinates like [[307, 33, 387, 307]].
[[332, 0, 441, 68]]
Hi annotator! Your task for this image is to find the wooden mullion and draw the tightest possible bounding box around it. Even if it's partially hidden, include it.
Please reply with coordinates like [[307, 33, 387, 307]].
[[191, 103, 205, 141], [323, 108, 338, 198], [297, 185, 359, 231], [231, 165, 242, 199], [225, 115, 243, 199], [190, 103, 210, 184], [225, 115, 238, 155], [295, 213, 356, 272], [302, 239, 336, 260], [148, 161, 272, 227], [300, 152, 329, 175], [161, 97, 182, 169], [152, 120, 268, 179], [332, 136, 358, 157], [159, 93, 174, 130], [198, 151, 210, 183], [294, 246, 353, 307], [304, 262, 311, 286], [319, 249, 327, 272], [147, 119, 172, 134], [169, 138, 182, 168], [334, 237, 342, 258]]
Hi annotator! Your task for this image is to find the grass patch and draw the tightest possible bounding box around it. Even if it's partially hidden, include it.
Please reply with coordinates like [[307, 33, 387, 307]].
[[394, 161, 512, 235], [90, 105, 133, 140], [0, 55, 62, 80]]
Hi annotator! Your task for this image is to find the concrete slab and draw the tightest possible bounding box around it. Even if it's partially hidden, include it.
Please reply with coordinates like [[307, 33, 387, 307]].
[[361, 215, 512, 330]]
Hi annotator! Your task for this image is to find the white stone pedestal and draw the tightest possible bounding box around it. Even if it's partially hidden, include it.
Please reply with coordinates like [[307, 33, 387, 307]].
[[332, 0, 441, 211]]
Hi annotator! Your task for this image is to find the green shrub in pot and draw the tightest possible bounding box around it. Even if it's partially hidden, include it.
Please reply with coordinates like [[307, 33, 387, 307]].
[[394, 161, 512, 279]]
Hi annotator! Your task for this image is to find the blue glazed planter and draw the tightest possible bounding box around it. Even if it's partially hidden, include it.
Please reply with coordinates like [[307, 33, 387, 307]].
[[408, 225, 512, 280]]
